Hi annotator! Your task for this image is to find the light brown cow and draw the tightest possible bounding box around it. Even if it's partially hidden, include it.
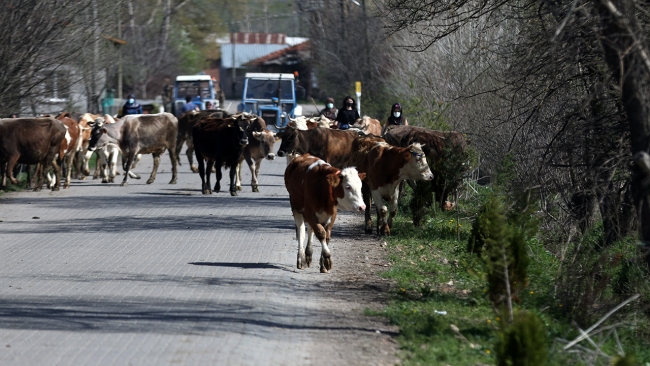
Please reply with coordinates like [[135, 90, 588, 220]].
[[346, 135, 433, 235], [234, 114, 277, 192], [351, 116, 382, 136], [284, 154, 366, 273], [77, 113, 99, 179], [276, 126, 359, 169]]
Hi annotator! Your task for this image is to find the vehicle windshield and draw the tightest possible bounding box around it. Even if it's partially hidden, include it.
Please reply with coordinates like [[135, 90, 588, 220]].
[[245, 79, 293, 101], [176, 80, 212, 100]]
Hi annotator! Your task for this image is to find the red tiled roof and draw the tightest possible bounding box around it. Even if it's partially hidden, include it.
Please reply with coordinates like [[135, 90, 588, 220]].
[[245, 41, 310, 66]]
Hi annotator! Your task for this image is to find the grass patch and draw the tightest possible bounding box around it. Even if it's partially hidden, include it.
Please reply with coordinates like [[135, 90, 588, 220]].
[[371, 185, 650, 365]]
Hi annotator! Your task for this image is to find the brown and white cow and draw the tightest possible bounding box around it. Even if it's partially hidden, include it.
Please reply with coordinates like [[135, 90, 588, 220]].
[[346, 135, 433, 235], [234, 114, 277, 192], [383, 125, 468, 209], [77, 113, 99, 179], [351, 116, 382, 136], [276, 126, 359, 168], [52, 112, 82, 189], [284, 154, 366, 273], [88, 113, 179, 186], [0, 117, 66, 191]]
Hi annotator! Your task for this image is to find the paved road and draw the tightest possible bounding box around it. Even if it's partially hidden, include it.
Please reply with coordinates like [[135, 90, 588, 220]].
[[0, 151, 397, 365]]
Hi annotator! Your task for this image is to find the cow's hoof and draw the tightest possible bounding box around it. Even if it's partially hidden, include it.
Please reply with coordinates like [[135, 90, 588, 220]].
[[109, 178, 114, 183], [364, 226, 373, 234], [64, 184, 70, 189], [379, 224, 391, 236], [34, 187, 41, 192], [146, 179, 155, 184], [230, 191, 238, 196], [83, 169, 90, 176], [252, 185, 259, 193], [120, 182, 128, 187], [77, 176, 86, 180], [102, 179, 109, 184], [236, 185, 242, 191], [305, 253, 312, 267], [51, 186, 60, 192], [115, 171, 121, 175], [319, 256, 332, 273], [169, 179, 177, 184], [191, 167, 198, 173], [133, 174, 141, 180]]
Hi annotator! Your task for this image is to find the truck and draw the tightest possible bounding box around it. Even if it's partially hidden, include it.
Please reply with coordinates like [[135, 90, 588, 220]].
[[171, 75, 221, 116], [237, 72, 303, 130]]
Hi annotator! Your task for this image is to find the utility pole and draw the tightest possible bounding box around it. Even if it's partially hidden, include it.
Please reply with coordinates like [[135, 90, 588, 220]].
[[117, 0, 123, 99], [264, 0, 269, 33]]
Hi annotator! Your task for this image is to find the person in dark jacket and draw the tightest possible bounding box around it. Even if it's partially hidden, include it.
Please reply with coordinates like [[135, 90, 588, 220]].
[[120, 94, 143, 116], [334, 96, 359, 130], [382, 103, 409, 134], [319, 97, 338, 120]]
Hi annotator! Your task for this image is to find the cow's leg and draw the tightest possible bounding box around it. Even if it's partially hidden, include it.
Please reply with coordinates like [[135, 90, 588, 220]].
[[293, 211, 307, 269], [228, 163, 238, 196], [175, 134, 185, 166], [0, 163, 6, 190], [121, 152, 136, 186], [363, 184, 373, 234], [245, 156, 259, 192], [387, 184, 401, 231], [235, 160, 243, 191], [187, 139, 198, 173], [250, 158, 262, 192], [50, 157, 62, 191], [82, 150, 91, 177], [96, 149, 109, 183], [168, 146, 178, 184], [372, 190, 390, 236], [197, 156, 210, 194], [305, 225, 314, 267], [207, 160, 217, 193], [108, 148, 119, 183], [213, 162, 221, 193], [314, 223, 332, 273], [64, 152, 75, 188], [6, 154, 20, 185], [131, 154, 142, 169], [147, 153, 161, 184]]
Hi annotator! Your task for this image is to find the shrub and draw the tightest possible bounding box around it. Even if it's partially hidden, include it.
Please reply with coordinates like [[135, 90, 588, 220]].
[[496, 310, 548, 366]]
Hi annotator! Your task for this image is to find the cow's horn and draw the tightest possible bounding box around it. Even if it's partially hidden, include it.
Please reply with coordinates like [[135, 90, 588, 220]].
[[90, 117, 105, 127]]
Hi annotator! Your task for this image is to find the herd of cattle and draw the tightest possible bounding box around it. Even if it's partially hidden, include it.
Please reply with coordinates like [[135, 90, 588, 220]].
[[0, 110, 466, 273]]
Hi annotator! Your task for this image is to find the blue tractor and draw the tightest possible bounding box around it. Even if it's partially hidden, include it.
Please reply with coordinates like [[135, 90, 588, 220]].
[[237, 73, 303, 130]]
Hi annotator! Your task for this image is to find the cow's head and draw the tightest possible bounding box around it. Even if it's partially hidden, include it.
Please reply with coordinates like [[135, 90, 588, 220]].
[[276, 126, 297, 157], [229, 117, 249, 148], [87, 117, 106, 151], [252, 130, 276, 160], [330, 167, 366, 212], [400, 143, 433, 181]]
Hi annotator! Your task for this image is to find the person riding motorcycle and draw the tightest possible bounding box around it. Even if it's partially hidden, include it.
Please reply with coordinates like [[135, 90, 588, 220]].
[[120, 94, 143, 117], [333, 96, 359, 130]]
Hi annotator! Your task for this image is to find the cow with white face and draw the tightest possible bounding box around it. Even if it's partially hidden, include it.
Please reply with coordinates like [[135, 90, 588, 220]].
[[284, 154, 366, 273], [346, 136, 433, 235]]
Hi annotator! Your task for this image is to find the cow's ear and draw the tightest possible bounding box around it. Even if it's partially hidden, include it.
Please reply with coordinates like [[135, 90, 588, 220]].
[[358, 172, 366, 181], [326, 173, 340, 187]]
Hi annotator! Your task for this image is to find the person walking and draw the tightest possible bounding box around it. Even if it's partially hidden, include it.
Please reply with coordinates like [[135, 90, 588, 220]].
[[382, 103, 408, 134], [319, 97, 338, 120], [333, 96, 359, 130]]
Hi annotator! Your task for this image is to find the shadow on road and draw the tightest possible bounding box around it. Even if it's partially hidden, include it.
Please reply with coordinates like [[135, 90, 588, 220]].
[[188, 262, 285, 270]]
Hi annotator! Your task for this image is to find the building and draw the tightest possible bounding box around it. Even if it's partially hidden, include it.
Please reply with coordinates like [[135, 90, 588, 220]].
[[217, 33, 309, 99]]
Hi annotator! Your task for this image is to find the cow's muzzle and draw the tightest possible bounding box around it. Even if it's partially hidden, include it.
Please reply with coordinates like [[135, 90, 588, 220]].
[[266, 153, 275, 160], [277, 150, 286, 157], [239, 138, 249, 146]]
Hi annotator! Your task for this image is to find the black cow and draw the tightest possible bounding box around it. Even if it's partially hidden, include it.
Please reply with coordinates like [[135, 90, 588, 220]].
[[192, 116, 249, 196], [176, 109, 231, 172]]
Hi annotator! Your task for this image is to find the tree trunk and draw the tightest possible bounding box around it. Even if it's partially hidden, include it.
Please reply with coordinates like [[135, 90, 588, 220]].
[[597, 0, 650, 265]]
